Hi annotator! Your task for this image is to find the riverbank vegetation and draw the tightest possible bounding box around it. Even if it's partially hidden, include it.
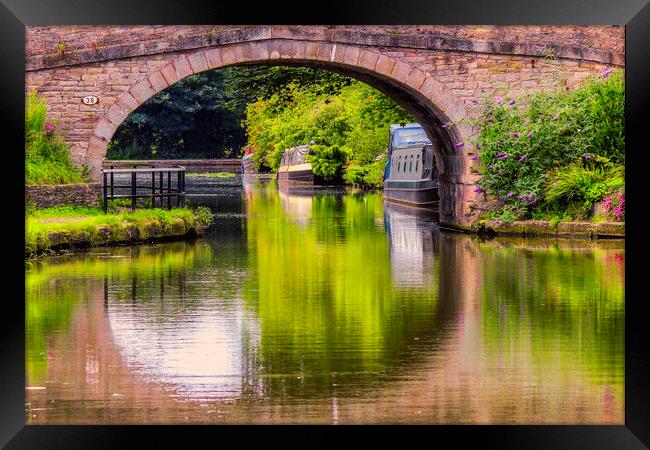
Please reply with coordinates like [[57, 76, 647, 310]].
[[26, 91, 90, 185], [108, 66, 412, 187], [473, 70, 624, 224], [243, 80, 412, 187], [26, 205, 214, 256]]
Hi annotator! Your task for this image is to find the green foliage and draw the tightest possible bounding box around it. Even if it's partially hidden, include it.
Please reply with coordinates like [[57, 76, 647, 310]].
[[544, 156, 624, 218], [108, 66, 354, 161], [244, 81, 413, 186], [306, 144, 351, 180], [473, 71, 625, 221], [108, 69, 248, 160], [25, 91, 89, 185]]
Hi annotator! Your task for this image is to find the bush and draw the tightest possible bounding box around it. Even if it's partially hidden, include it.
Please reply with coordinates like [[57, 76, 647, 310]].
[[243, 81, 413, 186], [543, 156, 624, 218], [306, 144, 351, 180], [26, 91, 90, 185], [473, 70, 625, 221]]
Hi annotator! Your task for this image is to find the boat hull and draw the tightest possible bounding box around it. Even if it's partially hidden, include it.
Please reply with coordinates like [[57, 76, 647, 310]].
[[278, 163, 315, 186], [383, 180, 439, 208], [242, 157, 257, 175]]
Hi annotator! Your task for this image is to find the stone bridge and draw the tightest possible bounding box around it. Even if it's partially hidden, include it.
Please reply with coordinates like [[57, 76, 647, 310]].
[[25, 25, 624, 227]]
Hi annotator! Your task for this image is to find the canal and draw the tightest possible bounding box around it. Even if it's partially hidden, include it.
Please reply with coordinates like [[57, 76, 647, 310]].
[[25, 177, 624, 424]]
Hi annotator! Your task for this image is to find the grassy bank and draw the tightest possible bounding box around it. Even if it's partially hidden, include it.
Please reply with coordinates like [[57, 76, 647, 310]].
[[26, 206, 214, 256], [26, 91, 90, 185]]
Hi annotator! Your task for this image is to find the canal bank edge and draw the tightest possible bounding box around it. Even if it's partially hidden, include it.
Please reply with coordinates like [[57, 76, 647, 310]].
[[441, 219, 625, 238], [26, 216, 210, 257]]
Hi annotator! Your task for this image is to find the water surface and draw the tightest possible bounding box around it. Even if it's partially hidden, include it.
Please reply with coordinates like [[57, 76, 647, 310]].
[[26, 179, 624, 424]]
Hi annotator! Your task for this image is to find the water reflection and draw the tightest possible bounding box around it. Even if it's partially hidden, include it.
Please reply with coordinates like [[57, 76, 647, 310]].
[[25, 181, 624, 424], [383, 202, 439, 287]]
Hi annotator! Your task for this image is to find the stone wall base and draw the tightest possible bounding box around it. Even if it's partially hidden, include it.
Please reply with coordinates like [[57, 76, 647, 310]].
[[26, 183, 102, 208], [483, 219, 624, 238]]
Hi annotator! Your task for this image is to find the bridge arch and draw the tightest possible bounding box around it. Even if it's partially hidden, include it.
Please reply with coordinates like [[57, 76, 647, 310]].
[[87, 39, 474, 225]]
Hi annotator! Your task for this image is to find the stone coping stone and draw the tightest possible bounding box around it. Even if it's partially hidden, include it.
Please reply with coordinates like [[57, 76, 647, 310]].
[[484, 220, 624, 238]]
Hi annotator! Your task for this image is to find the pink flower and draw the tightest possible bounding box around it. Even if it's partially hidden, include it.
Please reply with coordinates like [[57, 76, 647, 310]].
[[552, 115, 559, 121], [455, 142, 464, 148], [602, 69, 614, 78], [45, 123, 54, 133], [495, 97, 503, 105]]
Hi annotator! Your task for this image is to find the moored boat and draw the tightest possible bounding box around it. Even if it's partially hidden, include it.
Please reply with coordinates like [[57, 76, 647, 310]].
[[241, 146, 257, 175], [277, 144, 315, 186], [383, 123, 439, 208]]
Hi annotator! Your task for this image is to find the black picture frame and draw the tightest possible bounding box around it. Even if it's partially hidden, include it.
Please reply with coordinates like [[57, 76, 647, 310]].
[[2, 0, 648, 448]]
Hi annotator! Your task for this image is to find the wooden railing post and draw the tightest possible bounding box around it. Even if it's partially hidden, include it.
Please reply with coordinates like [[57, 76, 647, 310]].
[[102, 171, 108, 213], [131, 170, 137, 211]]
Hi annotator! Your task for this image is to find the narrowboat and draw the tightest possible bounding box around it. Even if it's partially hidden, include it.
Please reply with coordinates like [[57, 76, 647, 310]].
[[383, 123, 439, 208], [241, 146, 257, 175], [277, 144, 315, 186]]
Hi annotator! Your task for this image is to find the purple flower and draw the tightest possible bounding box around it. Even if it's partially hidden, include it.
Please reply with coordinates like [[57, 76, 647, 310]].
[[512, 132, 520, 138], [501, 154, 509, 160], [470, 154, 478, 160], [473, 187, 482, 193], [602, 69, 614, 78], [552, 115, 559, 121], [497, 152, 504, 158], [495, 97, 503, 105], [499, 196, 505, 201], [584, 154, 591, 160], [519, 155, 526, 162], [528, 193, 534, 200], [495, 220, 501, 225], [488, 164, 494, 171], [499, 141, 505, 146], [455, 142, 464, 148], [529, 199, 537, 205], [45, 123, 54, 133], [508, 99, 516, 105], [527, 132, 533, 139], [507, 192, 514, 198], [519, 195, 527, 201]]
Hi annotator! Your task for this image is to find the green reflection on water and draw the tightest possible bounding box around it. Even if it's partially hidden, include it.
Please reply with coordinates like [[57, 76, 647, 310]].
[[242, 187, 443, 396], [25, 182, 624, 423]]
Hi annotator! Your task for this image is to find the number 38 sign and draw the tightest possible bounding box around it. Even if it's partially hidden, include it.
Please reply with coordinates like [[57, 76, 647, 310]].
[[81, 95, 99, 105]]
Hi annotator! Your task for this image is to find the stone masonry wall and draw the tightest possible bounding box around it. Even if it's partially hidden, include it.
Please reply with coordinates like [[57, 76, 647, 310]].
[[26, 183, 102, 208]]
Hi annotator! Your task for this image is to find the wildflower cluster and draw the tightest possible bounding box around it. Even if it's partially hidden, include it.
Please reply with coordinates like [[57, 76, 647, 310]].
[[601, 189, 625, 222], [470, 70, 624, 222]]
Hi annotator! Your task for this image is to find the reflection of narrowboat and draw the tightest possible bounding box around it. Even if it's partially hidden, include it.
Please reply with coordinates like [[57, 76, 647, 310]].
[[383, 201, 439, 287], [241, 146, 257, 175], [383, 123, 439, 208], [277, 144, 315, 186]]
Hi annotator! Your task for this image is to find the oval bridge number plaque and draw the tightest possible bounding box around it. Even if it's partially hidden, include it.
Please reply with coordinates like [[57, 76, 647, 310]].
[[81, 95, 99, 105]]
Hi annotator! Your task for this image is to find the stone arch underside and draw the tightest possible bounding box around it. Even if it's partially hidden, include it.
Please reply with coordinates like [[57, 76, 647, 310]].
[[87, 39, 475, 225]]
